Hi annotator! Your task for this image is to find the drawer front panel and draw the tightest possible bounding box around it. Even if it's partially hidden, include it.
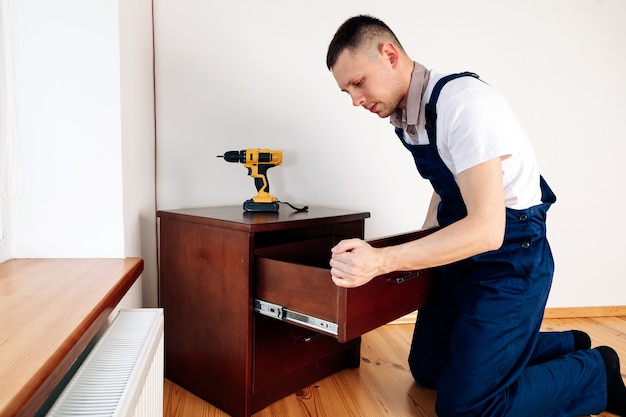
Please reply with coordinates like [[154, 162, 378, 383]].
[[339, 269, 437, 341], [252, 315, 360, 412]]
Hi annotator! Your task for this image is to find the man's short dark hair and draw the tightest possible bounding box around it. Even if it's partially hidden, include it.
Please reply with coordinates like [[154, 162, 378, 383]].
[[326, 15, 403, 70]]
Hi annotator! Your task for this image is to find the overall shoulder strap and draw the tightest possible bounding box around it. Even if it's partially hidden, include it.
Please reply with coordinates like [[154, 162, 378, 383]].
[[424, 72, 480, 144]]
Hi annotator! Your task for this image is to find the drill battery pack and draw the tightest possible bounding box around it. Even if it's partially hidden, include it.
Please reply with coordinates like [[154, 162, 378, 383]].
[[243, 199, 280, 212]]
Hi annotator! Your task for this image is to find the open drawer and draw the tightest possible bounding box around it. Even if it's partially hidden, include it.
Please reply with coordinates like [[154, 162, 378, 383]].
[[254, 228, 438, 343]]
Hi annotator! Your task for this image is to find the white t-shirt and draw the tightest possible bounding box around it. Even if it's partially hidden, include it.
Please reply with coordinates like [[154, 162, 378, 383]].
[[399, 71, 542, 210]]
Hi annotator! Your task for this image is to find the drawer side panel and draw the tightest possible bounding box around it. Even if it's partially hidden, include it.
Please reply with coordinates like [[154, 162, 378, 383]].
[[255, 257, 338, 324]]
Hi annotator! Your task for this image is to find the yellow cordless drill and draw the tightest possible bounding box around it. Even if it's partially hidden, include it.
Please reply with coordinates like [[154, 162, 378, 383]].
[[218, 148, 282, 212]]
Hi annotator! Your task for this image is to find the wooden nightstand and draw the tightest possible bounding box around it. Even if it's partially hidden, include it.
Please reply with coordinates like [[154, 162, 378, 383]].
[[157, 206, 436, 417]]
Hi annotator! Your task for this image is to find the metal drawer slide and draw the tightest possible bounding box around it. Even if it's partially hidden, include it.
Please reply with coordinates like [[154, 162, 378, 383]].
[[254, 299, 338, 336]]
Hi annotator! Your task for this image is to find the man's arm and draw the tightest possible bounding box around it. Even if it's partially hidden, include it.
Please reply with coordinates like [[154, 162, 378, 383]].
[[330, 157, 506, 288]]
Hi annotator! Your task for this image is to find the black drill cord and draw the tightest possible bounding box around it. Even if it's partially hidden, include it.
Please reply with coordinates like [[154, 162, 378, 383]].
[[277, 200, 308, 212]]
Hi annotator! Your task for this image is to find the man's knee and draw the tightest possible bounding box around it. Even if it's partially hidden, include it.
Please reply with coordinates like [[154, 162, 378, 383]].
[[409, 354, 439, 390]]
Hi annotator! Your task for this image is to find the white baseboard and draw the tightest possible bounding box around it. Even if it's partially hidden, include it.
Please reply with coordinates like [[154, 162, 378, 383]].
[[388, 306, 626, 326]]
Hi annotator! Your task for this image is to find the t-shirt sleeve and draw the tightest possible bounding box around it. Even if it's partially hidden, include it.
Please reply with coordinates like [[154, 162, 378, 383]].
[[437, 86, 512, 175]]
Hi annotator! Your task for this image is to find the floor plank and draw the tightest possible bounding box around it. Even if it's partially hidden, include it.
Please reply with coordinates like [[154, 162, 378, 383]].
[[164, 316, 626, 417]]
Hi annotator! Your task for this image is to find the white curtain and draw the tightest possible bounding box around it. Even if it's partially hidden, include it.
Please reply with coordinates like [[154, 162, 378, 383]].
[[0, 0, 24, 252], [1, 0, 24, 203]]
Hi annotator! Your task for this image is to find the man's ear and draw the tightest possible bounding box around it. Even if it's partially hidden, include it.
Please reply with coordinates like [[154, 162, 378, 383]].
[[380, 42, 400, 67]]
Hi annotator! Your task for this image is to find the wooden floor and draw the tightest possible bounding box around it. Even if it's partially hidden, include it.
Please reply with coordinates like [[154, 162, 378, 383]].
[[164, 316, 626, 417]]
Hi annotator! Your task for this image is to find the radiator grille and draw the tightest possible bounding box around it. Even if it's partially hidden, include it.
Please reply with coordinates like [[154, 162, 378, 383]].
[[46, 308, 164, 417]]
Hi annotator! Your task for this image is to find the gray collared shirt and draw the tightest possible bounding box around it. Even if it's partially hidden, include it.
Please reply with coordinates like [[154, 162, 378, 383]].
[[390, 61, 429, 138]]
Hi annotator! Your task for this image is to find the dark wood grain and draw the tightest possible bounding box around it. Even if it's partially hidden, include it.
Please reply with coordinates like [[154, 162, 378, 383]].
[[157, 206, 370, 417]]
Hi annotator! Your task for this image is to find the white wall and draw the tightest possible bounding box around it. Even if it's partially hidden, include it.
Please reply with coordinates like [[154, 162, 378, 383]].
[[120, 0, 158, 307], [6, 0, 157, 308], [154, 0, 626, 308]]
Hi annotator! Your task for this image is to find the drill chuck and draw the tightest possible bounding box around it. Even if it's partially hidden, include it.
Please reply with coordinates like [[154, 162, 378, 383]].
[[221, 150, 246, 163]]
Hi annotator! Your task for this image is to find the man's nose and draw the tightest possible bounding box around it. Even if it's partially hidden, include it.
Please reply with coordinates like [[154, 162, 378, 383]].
[[351, 93, 365, 107]]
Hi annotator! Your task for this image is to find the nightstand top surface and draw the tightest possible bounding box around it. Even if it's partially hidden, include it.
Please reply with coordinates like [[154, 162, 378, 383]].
[[157, 205, 370, 232]]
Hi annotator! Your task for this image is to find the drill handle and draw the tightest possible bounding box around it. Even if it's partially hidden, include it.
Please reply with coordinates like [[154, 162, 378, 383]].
[[254, 164, 272, 193], [254, 177, 267, 193]]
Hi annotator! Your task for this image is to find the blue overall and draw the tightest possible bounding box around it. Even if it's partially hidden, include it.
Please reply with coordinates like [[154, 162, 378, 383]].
[[396, 73, 607, 416]]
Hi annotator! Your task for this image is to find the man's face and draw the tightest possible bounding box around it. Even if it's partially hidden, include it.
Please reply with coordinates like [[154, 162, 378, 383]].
[[331, 46, 404, 118]]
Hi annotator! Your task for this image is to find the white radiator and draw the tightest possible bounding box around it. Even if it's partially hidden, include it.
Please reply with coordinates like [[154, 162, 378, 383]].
[[46, 308, 164, 417]]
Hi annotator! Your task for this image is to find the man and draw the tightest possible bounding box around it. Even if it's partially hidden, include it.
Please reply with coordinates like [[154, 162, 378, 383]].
[[326, 15, 626, 417]]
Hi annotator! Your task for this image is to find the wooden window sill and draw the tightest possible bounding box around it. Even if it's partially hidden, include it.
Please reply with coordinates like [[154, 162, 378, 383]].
[[0, 258, 143, 417]]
